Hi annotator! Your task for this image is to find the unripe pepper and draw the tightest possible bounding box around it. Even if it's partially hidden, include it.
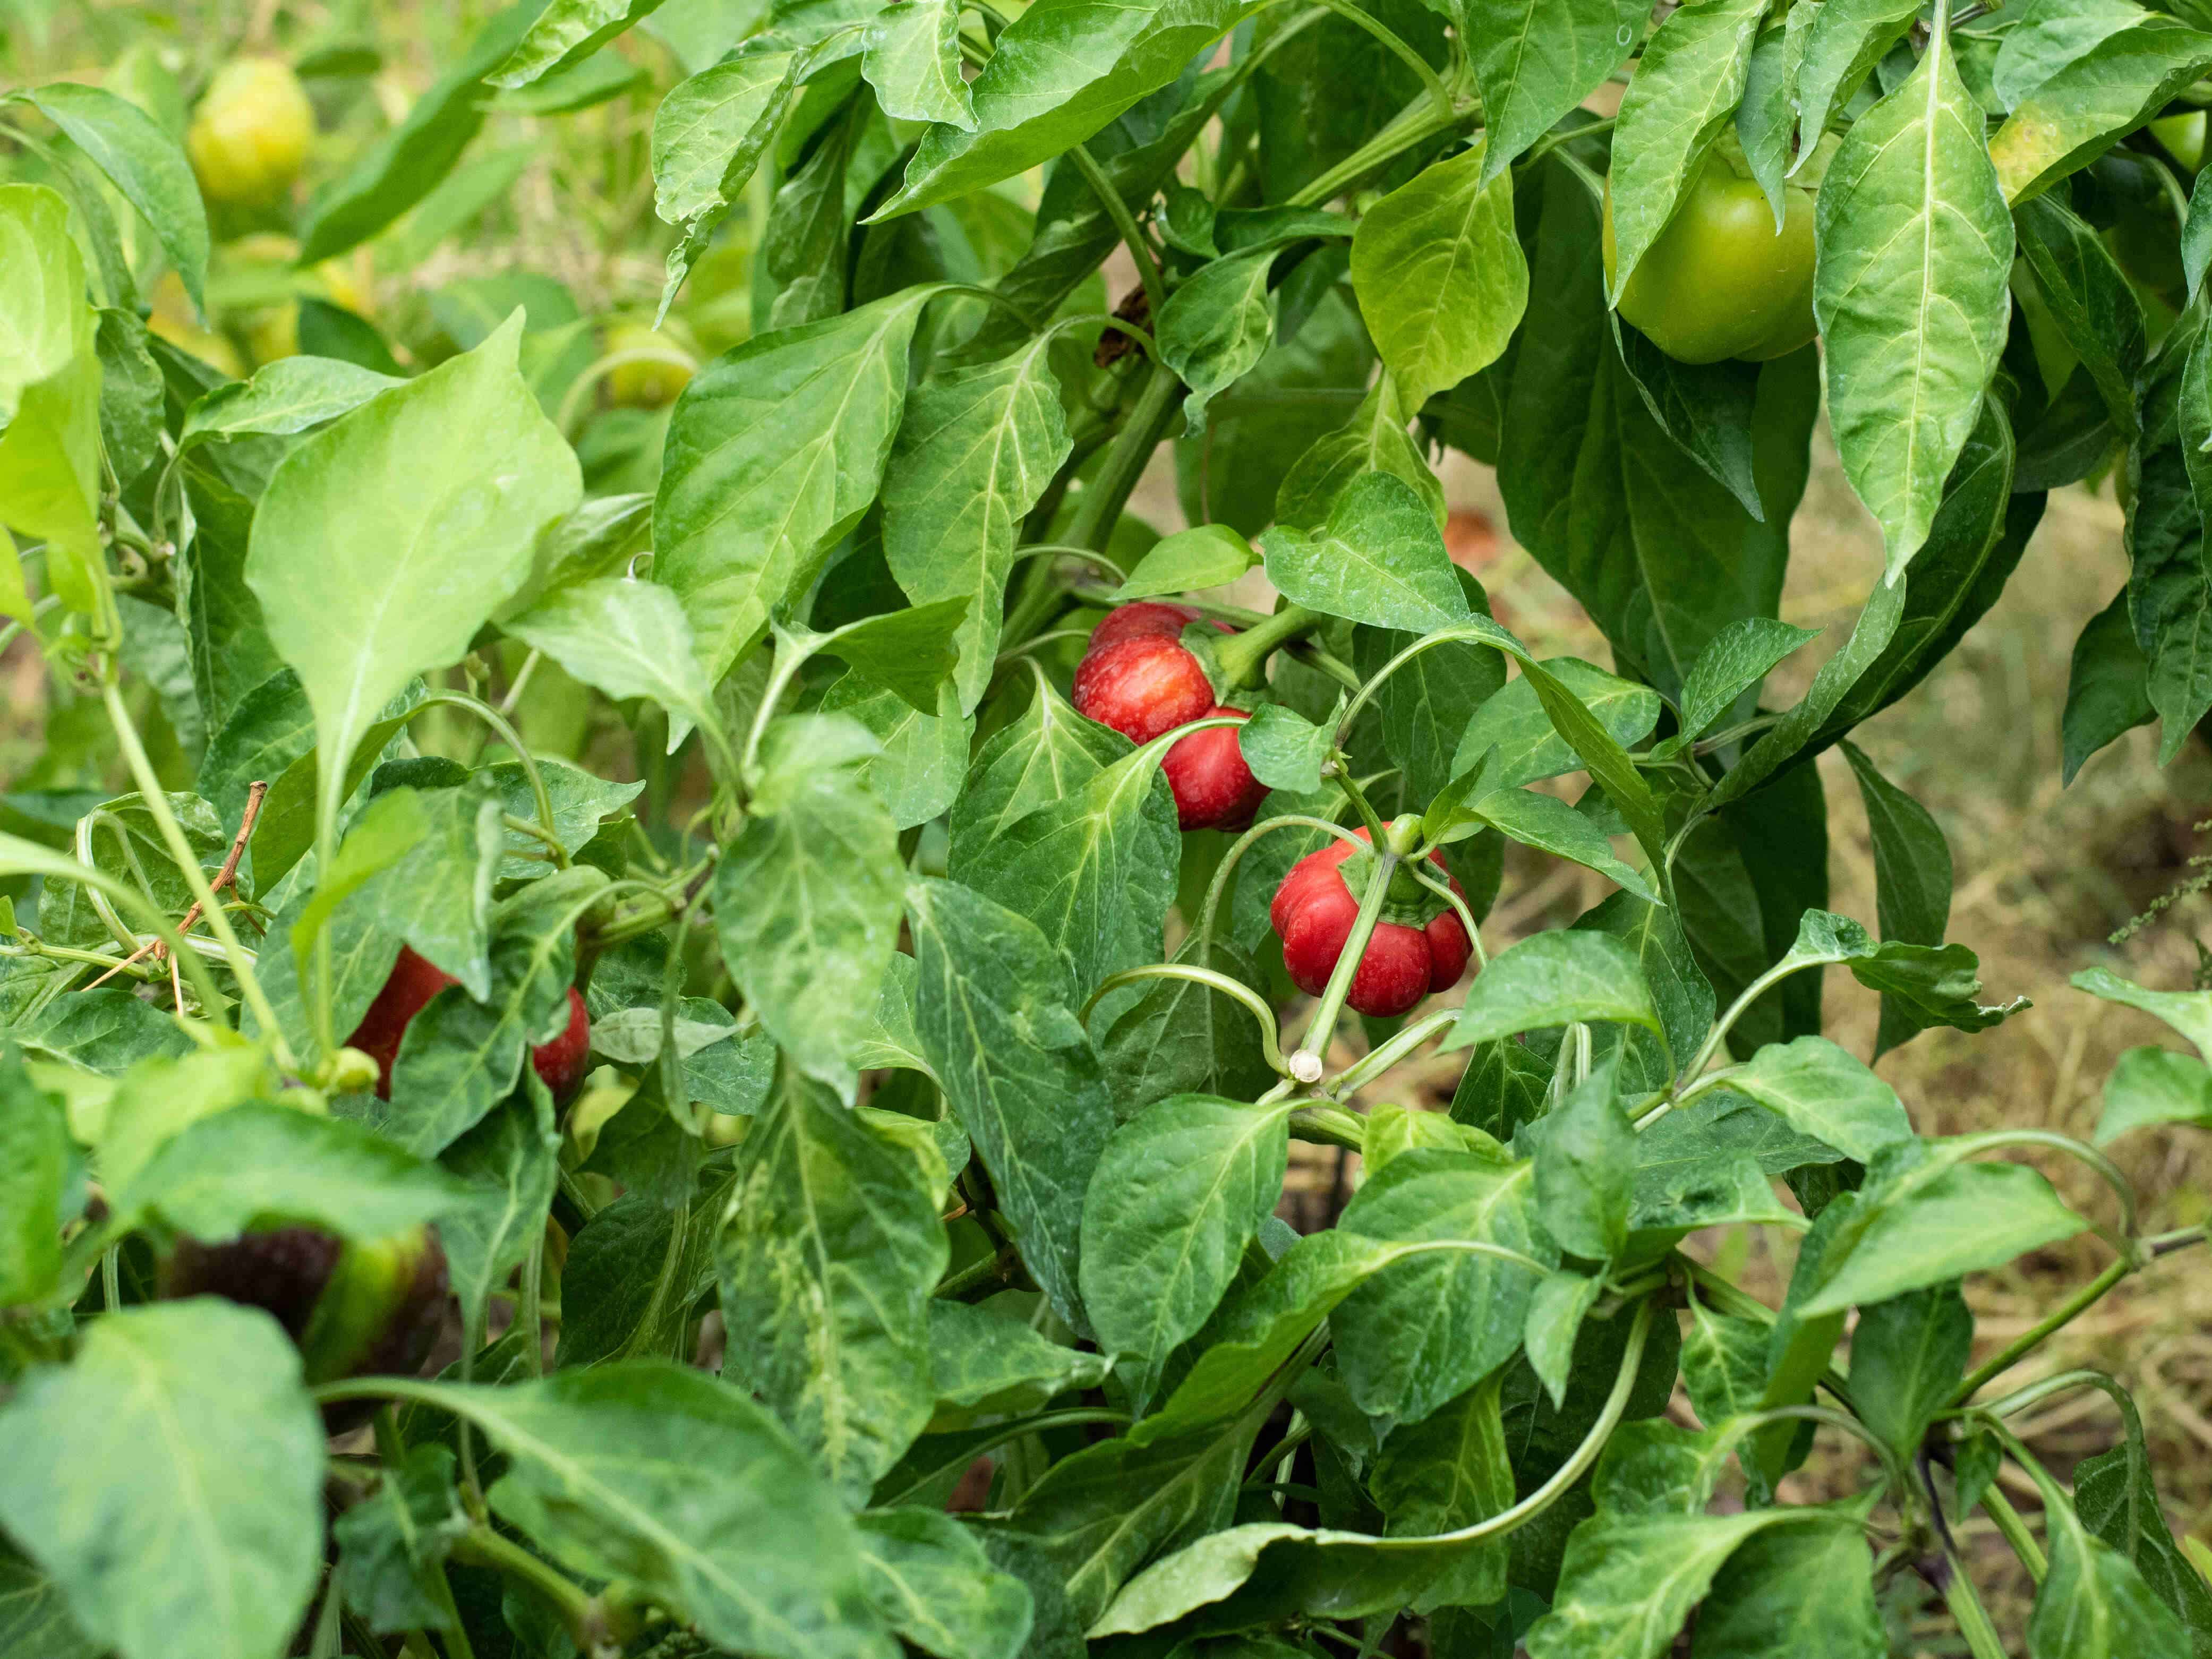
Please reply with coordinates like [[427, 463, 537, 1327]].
[[1269, 828, 1471, 1018], [187, 57, 314, 208]]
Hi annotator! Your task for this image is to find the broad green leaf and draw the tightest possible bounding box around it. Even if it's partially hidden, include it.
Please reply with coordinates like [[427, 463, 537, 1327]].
[[117, 1101, 470, 1240], [955, 732, 1182, 998], [1813, 22, 2013, 575], [423, 1365, 898, 1659], [1527, 1058, 1635, 1263], [1728, 1035, 1914, 1162], [1158, 247, 1282, 435], [0, 185, 103, 617], [1796, 1140, 2088, 1317], [489, 0, 670, 88], [1333, 1150, 1553, 1426], [2074, 965, 2212, 1056], [1445, 930, 1661, 1051], [1261, 472, 1472, 633], [1079, 1094, 1293, 1413], [1464, 0, 1641, 181], [505, 575, 721, 747], [439, 1082, 560, 1347], [297, 1, 540, 262], [1679, 1297, 1772, 1447], [0, 1048, 67, 1304], [815, 598, 973, 717], [2014, 192, 2146, 437], [2074, 1435, 2212, 1649], [1772, 910, 2026, 1040], [1237, 702, 1335, 795], [947, 669, 1125, 866], [907, 878, 1115, 1330], [1451, 657, 1662, 791], [1991, 11, 2212, 203], [1848, 1282, 1970, 1463], [287, 785, 431, 984], [926, 1303, 1115, 1420], [857, 1509, 1032, 1659], [1602, 0, 1767, 303], [2063, 588, 2155, 784], [822, 675, 972, 832], [245, 315, 580, 836], [874, 0, 1263, 218], [1524, 1270, 1605, 1411], [1790, 0, 1921, 159], [1352, 139, 1525, 408], [862, 0, 976, 129], [2130, 310, 2212, 760], [882, 335, 1071, 713], [2029, 1459, 2193, 1659], [655, 287, 940, 686], [1112, 524, 1256, 600], [178, 357, 402, 448], [1840, 740, 1958, 1054], [1353, 572, 1506, 802], [721, 1071, 949, 1503], [0, 1541, 100, 1659], [714, 717, 905, 1099], [1578, 890, 1714, 1099], [0, 1303, 324, 1659], [2096, 1046, 2212, 1143], [14, 84, 208, 316], [96, 1044, 274, 1196], [1096, 933, 1278, 1117], [1523, 1508, 1812, 1659], [331, 1443, 468, 1637], [1368, 1372, 1511, 1609], [353, 779, 504, 999], [1673, 617, 1819, 742], [1687, 1512, 1886, 1659], [1275, 375, 1447, 533], [652, 49, 801, 226]]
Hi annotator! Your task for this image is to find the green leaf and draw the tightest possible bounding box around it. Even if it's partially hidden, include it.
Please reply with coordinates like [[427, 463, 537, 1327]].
[[1840, 740, 1957, 1055], [1602, 0, 1767, 302], [2014, 192, 2146, 437], [655, 287, 941, 686], [0, 1047, 67, 1304], [179, 357, 402, 448], [332, 1444, 468, 1637], [0, 1545, 98, 1659], [0, 1302, 324, 1659], [14, 83, 208, 316], [1813, 21, 2013, 575], [1333, 1150, 1553, 1427], [947, 669, 1126, 867], [1112, 525, 1257, 600], [353, 780, 504, 999], [438, 1081, 561, 1347], [1524, 1270, 1605, 1412], [1686, 1512, 1886, 1659], [287, 785, 431, 987], [117, 1101, 470, 1241], [245, 314, 580, 836], [857, 1510, 1032, 1659], [715, 718, 906, 1099], [815, 598, 975, 719], [1445, 930, 1661, 1051], [1527, 1058, 1634, 1263], [862, 0, 976, 129], [1776, 910, 2027, 1040], [0, 186, 103, 617], [720, 1070, 949, 1503], [874, 0, 1261, 218], [1158, 247, 1283, 436], [2030, 1467, 2193, 1659], [1275, 374, 1448, 533], [1451, 657, 1662, 792], [1237, 701, 1336, 795], [1464, 0, 1640, 181], [2074, 1434, 2212, 1651], [1096, 933, 1278, 1116], [822, 674, 973, 832], [652, 48, 802, 226], [503, 576, 722, 746], [2096, 1046, 2212, 1144], [1370, 1371, 1512, 1606], [2129, 310, 2212, 761], [1727, 1035, 1915, 1162], [882, 335, 1071, 713], [489, 0, 670, 89], [926, 1302, 1115, 1419], [2062, 588, 2155, 784], [1796, 1140, 2088, 1318], [425, 1365, 898, 1659], [954, 731, 1182, 998], [1351, 138, 1525, 408], [1468, 787, 1655, 901], [907, 878, 1115, 1331], [1353, 575, 1507, 803], [1991, 11, 2212, 204], [1523, 1508, 1809, 1659], [297, 1, 540, 262], [1260, 472, 1472, 633], [1848, 1282, 1970, 1464], [1791, 0, 1921, 160], [1079, 1093, 1293, 1413], [1673, 617, 1818, 743]]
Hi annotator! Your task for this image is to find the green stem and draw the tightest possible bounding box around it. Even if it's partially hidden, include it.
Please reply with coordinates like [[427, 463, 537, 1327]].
[[1983, 1484, 2047, 1584], [1289, 842, 1398, 1082], [1515, 114, 1617, 170], [1288, 1102, 1368, 1151], [1066, 142, 1167, 322], [1941, 1549, 2011, 1659], [1063, 362, 1183, 553], [450, 1525, 595, 1640], [409, 691, 564, 866], [1080, 963, 1292, 1075], [935, 1243, 1026, 1300], [1311, 0, 1455, 119], [1195, 813, 1362, 951], [1212, 603, 1327, 690], [1288, 89, 1477, 208], [1951, 1256, 2131, 1405], [1326, 1008, 1457, 1096], [99, 678, 286, 1044]]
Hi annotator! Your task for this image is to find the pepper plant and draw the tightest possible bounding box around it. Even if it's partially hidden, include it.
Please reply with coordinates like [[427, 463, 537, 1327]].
[[4, 0, 2212, 1655]]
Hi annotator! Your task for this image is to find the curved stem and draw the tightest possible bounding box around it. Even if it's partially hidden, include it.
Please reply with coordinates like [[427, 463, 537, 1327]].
[[1327, 1008, 1457, 1096], [1950, 1259, 2133, 1405], [1334, 621, 1502, 745], [1080, 963, 1292, 1075], [1194, 813, 1363, 951], [408, 690, 564, 867], [1403, 858, 1485, 970], [1287, 1102, 1367, 1150], [1212, 603, 1327, 690], [1064, 362, 1183, 553], [1311, 0, 1455, 119], [98, 678, 283, 1040], [1289, 88, 1480, 208], [450, 1524, 596, 1639], [1944, 1127, 2139, 1243], [1066, 143, 1166, 322]]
